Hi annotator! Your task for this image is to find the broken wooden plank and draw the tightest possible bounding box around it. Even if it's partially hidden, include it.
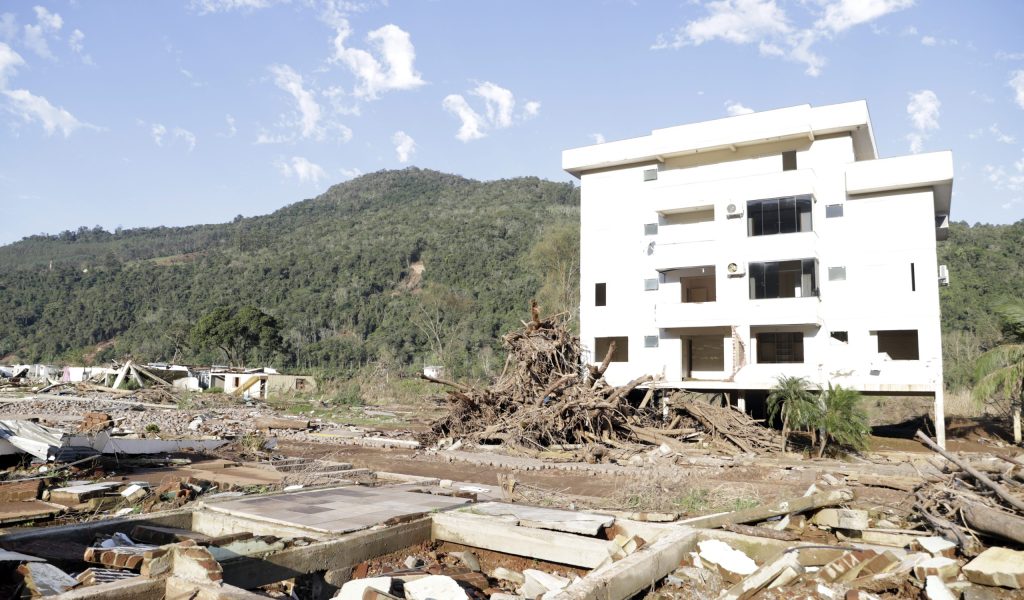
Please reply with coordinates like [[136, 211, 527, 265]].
[[916, 430, 1024, 513]]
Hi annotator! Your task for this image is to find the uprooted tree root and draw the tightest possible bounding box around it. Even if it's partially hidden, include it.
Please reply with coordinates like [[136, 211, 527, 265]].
[[423, 307, 779, 454]]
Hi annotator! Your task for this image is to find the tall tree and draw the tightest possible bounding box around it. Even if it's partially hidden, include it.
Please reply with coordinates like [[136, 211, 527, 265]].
[[190, 306, 283, 366]]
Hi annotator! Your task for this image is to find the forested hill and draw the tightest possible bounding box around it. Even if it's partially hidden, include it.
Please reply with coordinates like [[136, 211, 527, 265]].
[[0, 168, 581, 376], [0, 168, 1020, 390]]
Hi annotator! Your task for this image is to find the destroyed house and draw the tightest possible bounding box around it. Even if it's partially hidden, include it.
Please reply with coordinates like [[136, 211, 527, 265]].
[[564, 101, 953, 443]]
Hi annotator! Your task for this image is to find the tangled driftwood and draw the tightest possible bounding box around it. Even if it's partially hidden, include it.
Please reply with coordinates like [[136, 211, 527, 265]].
[[424, 306, 779, 454]]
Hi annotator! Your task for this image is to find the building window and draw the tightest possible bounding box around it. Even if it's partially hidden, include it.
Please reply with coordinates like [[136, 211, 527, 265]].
[[830, 331, 849, 343], [295, 378, 307, 391], [595, 283, 606, 307], [747, 195, 812, 236], [910, 263, 916, 292], [749, 259, 818, 299], [644, 223, 658, 235], [782, 151, 797, 171], [595, 336, 629, 362], [828, 266, 846, 281], [643, 168, 658, 181], [877, 330, 919, 360], [644, 335, 659, 348], [756, 332, 804, 363], [644, 278, 659, 291], [233, 377, 240, 387], [688, 336, 725, 372], [826, 204, 844, 218]]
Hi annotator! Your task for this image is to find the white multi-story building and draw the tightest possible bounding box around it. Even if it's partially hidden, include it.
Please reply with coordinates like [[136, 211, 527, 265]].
[[563, 101, 953, 445]]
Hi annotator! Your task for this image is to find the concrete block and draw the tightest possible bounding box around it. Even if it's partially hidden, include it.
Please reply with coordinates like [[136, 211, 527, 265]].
[[912, 536, 957, 558], [449, 551, 480, 572], [913, 557, 959, 583], [337, 577, 393, 600], [520, 570, 570, 598], [924, 575, 957, 600], [697, 539, 757, 578], [810, 509, 869, 530], [404, 575, 469, 600], [489, 567, 524, 585], [963, 547, 1024, 589], [17, 562, 77, 596]]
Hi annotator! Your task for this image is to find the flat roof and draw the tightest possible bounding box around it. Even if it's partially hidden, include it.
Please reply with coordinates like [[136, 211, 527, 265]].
[[562, 101, 878, 177]]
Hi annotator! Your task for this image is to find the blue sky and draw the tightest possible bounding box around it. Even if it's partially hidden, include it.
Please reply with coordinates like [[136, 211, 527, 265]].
[[1, 0, 1023, 245]]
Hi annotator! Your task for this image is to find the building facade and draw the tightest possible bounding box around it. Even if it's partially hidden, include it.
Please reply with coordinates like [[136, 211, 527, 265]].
[[563, 101, 953, 444]]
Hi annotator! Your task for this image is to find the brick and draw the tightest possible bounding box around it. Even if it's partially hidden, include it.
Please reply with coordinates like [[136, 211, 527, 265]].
[[913, 557, 959, 582]]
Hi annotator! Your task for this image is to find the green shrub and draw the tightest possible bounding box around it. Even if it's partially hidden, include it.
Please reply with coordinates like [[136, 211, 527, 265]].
[[817, 384, 870, 456]]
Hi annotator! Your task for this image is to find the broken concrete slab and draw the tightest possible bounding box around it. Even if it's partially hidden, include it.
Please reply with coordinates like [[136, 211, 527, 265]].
[[337, 576, 393, 600], [18, 562, 78, 596], [696, 539, 757, 578], [466, 503, 613, 536], [521, 569, 570, 598], [962, 547, 1024, 589], [403, 575, 468, 600], [490, 568, 525, 585], [810, 508, 869, 530], [47, 482, 118, 506], [0, 500, 64, 525], [912, 536, 957, 558], [449, 551, 480, 572], [912, 556, 959, 582], [924, 575, 957, 600]]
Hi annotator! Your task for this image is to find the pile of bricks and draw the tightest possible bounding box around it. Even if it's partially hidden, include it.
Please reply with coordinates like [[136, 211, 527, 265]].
[[79, 412, 114, 432]]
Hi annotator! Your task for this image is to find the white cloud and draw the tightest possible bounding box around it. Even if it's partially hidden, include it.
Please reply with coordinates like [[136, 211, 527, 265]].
[[920, 35, 935, 46], [33, 6, 63, 32], [392, 130, 415, 163], [996, 51, 1024, 61], [472, 81, 515, 128], [0, 42, 25, 87], [443, 81, 539, 141], [189, 0, 279, 14], [151, 123, 167, 146], [990, 124, 1015, 144], [276, 156, 326, 184], [905, 89, 939, 154], [222, 114, 237, 137], [0, 13, 17, 42], [1010, 71, 1024, 110], [907, 90, 940, 131], [654, 0, 912, 77], [815, 0, 913, 34], [590, 133, 606, 144], [269, 64, 322, 139], [331, 22, 425, 100], [339, 167, 363, 179], [442, 94, 485, 142], [23, 6, 63, 60], [725, 100, 754, 115], [174, 127, 196, 151], [68, 28, 93, 64], [522, 100, 541, 119], [3, 88, 89, 137]]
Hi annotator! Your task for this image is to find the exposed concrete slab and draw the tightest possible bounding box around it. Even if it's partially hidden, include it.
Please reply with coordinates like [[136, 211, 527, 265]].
[[404, 575, 468, 600], [963, 547, 1024, 589], [220, 517, 432, 589], [467, 503, 614, 536], [200, 486, 470, 535], [547, 526, 697, 600], [431, 510, 621, 569]]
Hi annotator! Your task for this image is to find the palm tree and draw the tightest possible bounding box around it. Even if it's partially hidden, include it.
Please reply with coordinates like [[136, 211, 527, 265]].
[[972, 301, 1024, 444], [767, 375, 818, 452], [817, 384, 871, 457]]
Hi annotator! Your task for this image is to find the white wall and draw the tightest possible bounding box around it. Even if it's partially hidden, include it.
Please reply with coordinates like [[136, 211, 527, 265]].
[[578, 130, 947, 394]]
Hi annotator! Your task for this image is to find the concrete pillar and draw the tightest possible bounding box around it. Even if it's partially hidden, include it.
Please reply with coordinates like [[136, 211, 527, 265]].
[[736, 390, 746, 413], [1013, 403, 1022, 445], [934, 388, 946, 449]]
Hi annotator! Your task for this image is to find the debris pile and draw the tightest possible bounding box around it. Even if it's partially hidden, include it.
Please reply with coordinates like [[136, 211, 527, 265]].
[[426, 309, 778, 456], [427, 310, 663, 449]]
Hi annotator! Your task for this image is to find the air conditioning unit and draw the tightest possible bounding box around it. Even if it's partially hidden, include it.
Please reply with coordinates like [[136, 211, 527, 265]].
[[726, 261, 745, 277], [725, 203, 744, 219], [938, 264, 950, 287]]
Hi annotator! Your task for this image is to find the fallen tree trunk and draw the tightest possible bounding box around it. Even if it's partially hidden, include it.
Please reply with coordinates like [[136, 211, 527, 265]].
[[678, 488, 853, 529], [916, 430, 1024, 513], [961, 501, 1024, 546]]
